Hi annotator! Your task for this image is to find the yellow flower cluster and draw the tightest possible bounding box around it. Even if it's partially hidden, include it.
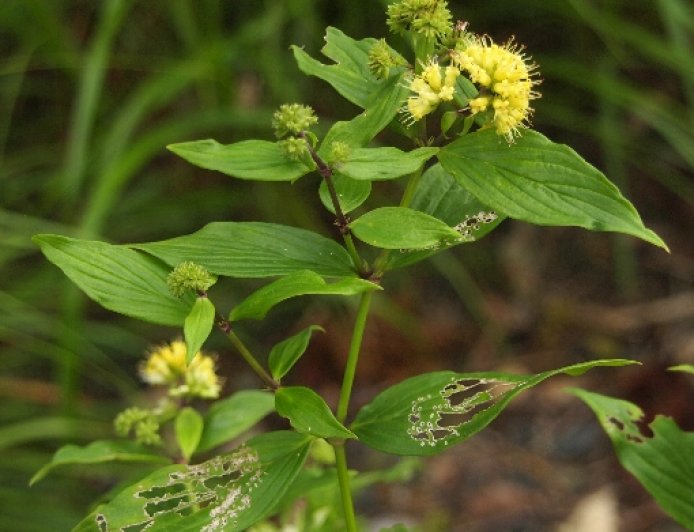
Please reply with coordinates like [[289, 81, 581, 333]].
[[404, 61, 460, 123], [453, 36, 540, 141], [139, 340, 221, 399]]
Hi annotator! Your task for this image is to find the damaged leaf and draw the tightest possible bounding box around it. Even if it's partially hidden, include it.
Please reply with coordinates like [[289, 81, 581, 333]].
[[75, 431, 311, 532], [351, 359, 636, 456], [570, 388, 694, 528]]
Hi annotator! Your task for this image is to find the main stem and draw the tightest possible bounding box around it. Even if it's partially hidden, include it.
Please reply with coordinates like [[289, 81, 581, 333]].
[[334, 443, 358, 532], [333, 291, 373, 532], [337, 291, 373, 422]]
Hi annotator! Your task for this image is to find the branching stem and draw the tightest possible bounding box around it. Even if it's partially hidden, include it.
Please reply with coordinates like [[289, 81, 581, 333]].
[[216, 316, 278, 389], [299, 132, 367, 275]]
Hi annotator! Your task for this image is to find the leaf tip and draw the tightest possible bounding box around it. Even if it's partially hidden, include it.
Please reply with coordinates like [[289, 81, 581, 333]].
[[28, 470, 44, 487]]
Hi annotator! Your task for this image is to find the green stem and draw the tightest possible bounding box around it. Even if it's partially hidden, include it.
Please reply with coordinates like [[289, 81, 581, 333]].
[[399, 163, 425, 210], [333, 443, 358, 532], [333, 291, 373, 531], [373, 163, 426, 276], [224, 327, 277, 389], [343, 233, 364, 274], [337, 291, 373, 422], [300, 132, 368, 276]]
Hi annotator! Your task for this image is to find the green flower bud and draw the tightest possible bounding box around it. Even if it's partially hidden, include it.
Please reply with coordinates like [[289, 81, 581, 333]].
[[368, 38, 407, 79], [272, 103, 318, 138], [386, 0, 453, 42], [167, 261, 217, 298], [114, 407, 162, 446], [326, 141, 352, 165], [278, 136, 309, 162], [114, 406, 147, 437], [134, 416, 162, 446]]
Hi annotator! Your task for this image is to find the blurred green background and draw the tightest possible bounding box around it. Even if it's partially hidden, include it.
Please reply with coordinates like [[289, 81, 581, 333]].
[[1, 1, 692, 530]]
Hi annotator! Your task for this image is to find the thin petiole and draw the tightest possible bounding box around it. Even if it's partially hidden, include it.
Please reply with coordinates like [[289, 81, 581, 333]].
[[218, 318, 278, 389]]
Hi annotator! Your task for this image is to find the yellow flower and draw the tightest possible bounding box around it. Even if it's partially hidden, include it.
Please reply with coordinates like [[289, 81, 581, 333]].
[[176, 353, 222, 399], [404, 61, 460, 124], [453, 35, 540, 141], [139, 340, 222, 399]]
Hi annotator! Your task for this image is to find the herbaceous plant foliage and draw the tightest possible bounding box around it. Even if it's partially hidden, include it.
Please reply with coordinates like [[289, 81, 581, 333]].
[[32, 1, 694, 530]]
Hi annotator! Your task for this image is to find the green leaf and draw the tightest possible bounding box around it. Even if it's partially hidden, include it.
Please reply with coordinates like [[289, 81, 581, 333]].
[[275, 386, 356, 440], [230, 270, 380, 321], [337, 147, 438, 181], [175, 407, 204, 462], [440, 111, 459, 136], [438, 129, 668, 250], [30, 440, 170, 486], [409, 164, 503, 229], [350, 207, 463, 250], [184, 297, 216, 364], [319, 173, 371, 215], [318, 74, 409, 150], [197, 390, 275, 454], [668, 364, 694, 376], [291, 27, 384, 108], [167, 139, 314, 181], [351, 359, 637, 456], [454, 74, 479, 107], [74, 431, 311, 532], [134, 222, 355, 278], [33, 235, 192, 326], [269, 325, 324, 381], [387, 163, 505, 270], [570, 388, 694, 529]]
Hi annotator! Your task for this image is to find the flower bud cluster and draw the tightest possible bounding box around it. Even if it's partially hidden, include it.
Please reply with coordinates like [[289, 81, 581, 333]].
[[278, 136, 310, 162], [326, 141, 352, 165], [272, 103, 318, 138], [387, 0, 453, 42], [272, 103, 318, 162], [368, 39, 407, 79], [167, 261, 216, 297], [114, 407, 162, 446]]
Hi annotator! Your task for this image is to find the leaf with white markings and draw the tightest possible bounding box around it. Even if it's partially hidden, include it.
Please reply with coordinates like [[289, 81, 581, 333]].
[[74, 431, 311, 531], [352, 359, 637, 456]]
